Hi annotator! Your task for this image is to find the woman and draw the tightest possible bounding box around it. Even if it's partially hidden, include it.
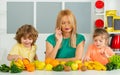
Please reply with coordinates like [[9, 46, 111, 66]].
[[45, 9, 85, 62]]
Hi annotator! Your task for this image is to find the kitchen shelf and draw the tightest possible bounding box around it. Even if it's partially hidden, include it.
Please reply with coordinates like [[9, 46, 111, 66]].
[[95, 13, 104, 15], [108, 32, 120, 34], [113, 50, 120, 54]]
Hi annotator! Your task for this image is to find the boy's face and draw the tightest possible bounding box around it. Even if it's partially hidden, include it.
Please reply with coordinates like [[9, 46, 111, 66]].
[[21, 37, 33, 48], [93, 35, 106, 49]]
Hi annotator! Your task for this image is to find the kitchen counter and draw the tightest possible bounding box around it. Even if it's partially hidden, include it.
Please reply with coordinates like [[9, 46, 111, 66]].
[[0, 70, 120, 75]]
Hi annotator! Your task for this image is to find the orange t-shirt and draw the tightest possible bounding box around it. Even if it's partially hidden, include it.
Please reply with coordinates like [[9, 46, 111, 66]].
[[85, 44, 115, 65]]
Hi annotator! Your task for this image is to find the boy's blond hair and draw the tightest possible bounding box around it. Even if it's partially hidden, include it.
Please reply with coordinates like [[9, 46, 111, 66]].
[[15, 24, 38, 45]]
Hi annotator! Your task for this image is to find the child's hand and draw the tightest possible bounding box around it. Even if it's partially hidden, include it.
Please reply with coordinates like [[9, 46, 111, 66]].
[[55, 28, 63, 43], [99, 49, 110, 58], [83, 56, 91, 62], [104, 51, 110, 58], [14, 55, 23, 61]]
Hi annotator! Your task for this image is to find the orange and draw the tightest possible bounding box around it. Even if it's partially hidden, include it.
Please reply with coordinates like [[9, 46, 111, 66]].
[[50, 59, 59, 67], [22, 58, 30, 66], [45, 58, 53, 64], [78, 63, 82, 70], [26, 63, 35, 72]]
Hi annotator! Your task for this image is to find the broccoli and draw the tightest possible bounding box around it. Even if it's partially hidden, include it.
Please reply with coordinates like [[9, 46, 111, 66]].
[[0, 64, 10, 72], [106, 62, 117, 71], [10, 61, 23, 73]]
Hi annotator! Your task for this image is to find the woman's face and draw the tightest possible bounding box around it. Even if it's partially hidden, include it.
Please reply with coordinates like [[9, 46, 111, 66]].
[[93, 35, 106, 49], [61, 16, 73, 33], [21, 37, 33, 48]]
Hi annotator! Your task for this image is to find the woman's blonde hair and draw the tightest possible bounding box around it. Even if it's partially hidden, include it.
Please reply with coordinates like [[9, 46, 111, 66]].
[[56, 9, 77, 48], [15, 24, 38, 45], [93, 28, 109, 45]]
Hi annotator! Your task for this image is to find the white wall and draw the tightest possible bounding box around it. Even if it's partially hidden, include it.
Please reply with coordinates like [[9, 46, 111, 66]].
[[105, 0, 120, 15], [0, 0, 93, 65]]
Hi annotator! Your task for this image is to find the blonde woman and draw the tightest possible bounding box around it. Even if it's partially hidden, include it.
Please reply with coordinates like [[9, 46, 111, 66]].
[[45, 9, 85, 62]]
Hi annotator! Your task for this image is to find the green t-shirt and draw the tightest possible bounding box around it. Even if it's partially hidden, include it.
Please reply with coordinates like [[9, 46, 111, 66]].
[[46, 34, 85, 58]]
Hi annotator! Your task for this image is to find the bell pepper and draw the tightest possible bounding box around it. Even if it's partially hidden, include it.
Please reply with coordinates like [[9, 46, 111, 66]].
[[65, 61, 74, 67], [52, 64, 64, 71]]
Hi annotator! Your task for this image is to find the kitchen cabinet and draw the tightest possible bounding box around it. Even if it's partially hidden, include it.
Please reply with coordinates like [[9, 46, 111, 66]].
[[104, 0, 120, 53]]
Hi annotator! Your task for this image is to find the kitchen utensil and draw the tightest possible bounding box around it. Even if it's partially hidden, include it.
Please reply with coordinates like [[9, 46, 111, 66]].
[[110, 34, 120, 50]]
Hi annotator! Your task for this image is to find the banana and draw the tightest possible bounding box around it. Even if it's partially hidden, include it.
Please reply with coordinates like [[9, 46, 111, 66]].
[[14, 62, 24, 69], [17, 59, 24, 66], [94, 66, 102, 71], [14, 59, 25, 69], [87, 65, 93, 70]]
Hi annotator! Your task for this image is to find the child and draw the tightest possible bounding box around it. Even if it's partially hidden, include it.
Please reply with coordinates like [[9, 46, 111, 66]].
[[45, 9, 85, 62], [84, 28, 115, 65], [7, 24, 38, 62]]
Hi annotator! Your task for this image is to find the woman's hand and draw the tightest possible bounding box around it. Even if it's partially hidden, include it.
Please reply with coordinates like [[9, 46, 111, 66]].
[[55, 28, 63, 43]]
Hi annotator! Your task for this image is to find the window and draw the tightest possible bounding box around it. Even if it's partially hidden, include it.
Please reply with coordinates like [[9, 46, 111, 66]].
[[7, 1, 92, 34], [7, 2, 34, 33]]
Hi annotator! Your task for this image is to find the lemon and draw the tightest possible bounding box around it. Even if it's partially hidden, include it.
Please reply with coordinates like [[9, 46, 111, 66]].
[[45, 64, 53, 71], [36, 62, 45, 70], [60, 61, 66, 65], [74, 60, 82, 64], [71, 63, 78, 70]]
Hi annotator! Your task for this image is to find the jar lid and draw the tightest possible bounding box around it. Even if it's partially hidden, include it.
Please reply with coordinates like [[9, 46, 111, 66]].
[[95, 0, 104, 9], [95, 19, 104, 28]]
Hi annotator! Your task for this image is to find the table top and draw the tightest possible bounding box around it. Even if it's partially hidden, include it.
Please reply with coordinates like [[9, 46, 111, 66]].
[[0, 70, 120, 75]]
